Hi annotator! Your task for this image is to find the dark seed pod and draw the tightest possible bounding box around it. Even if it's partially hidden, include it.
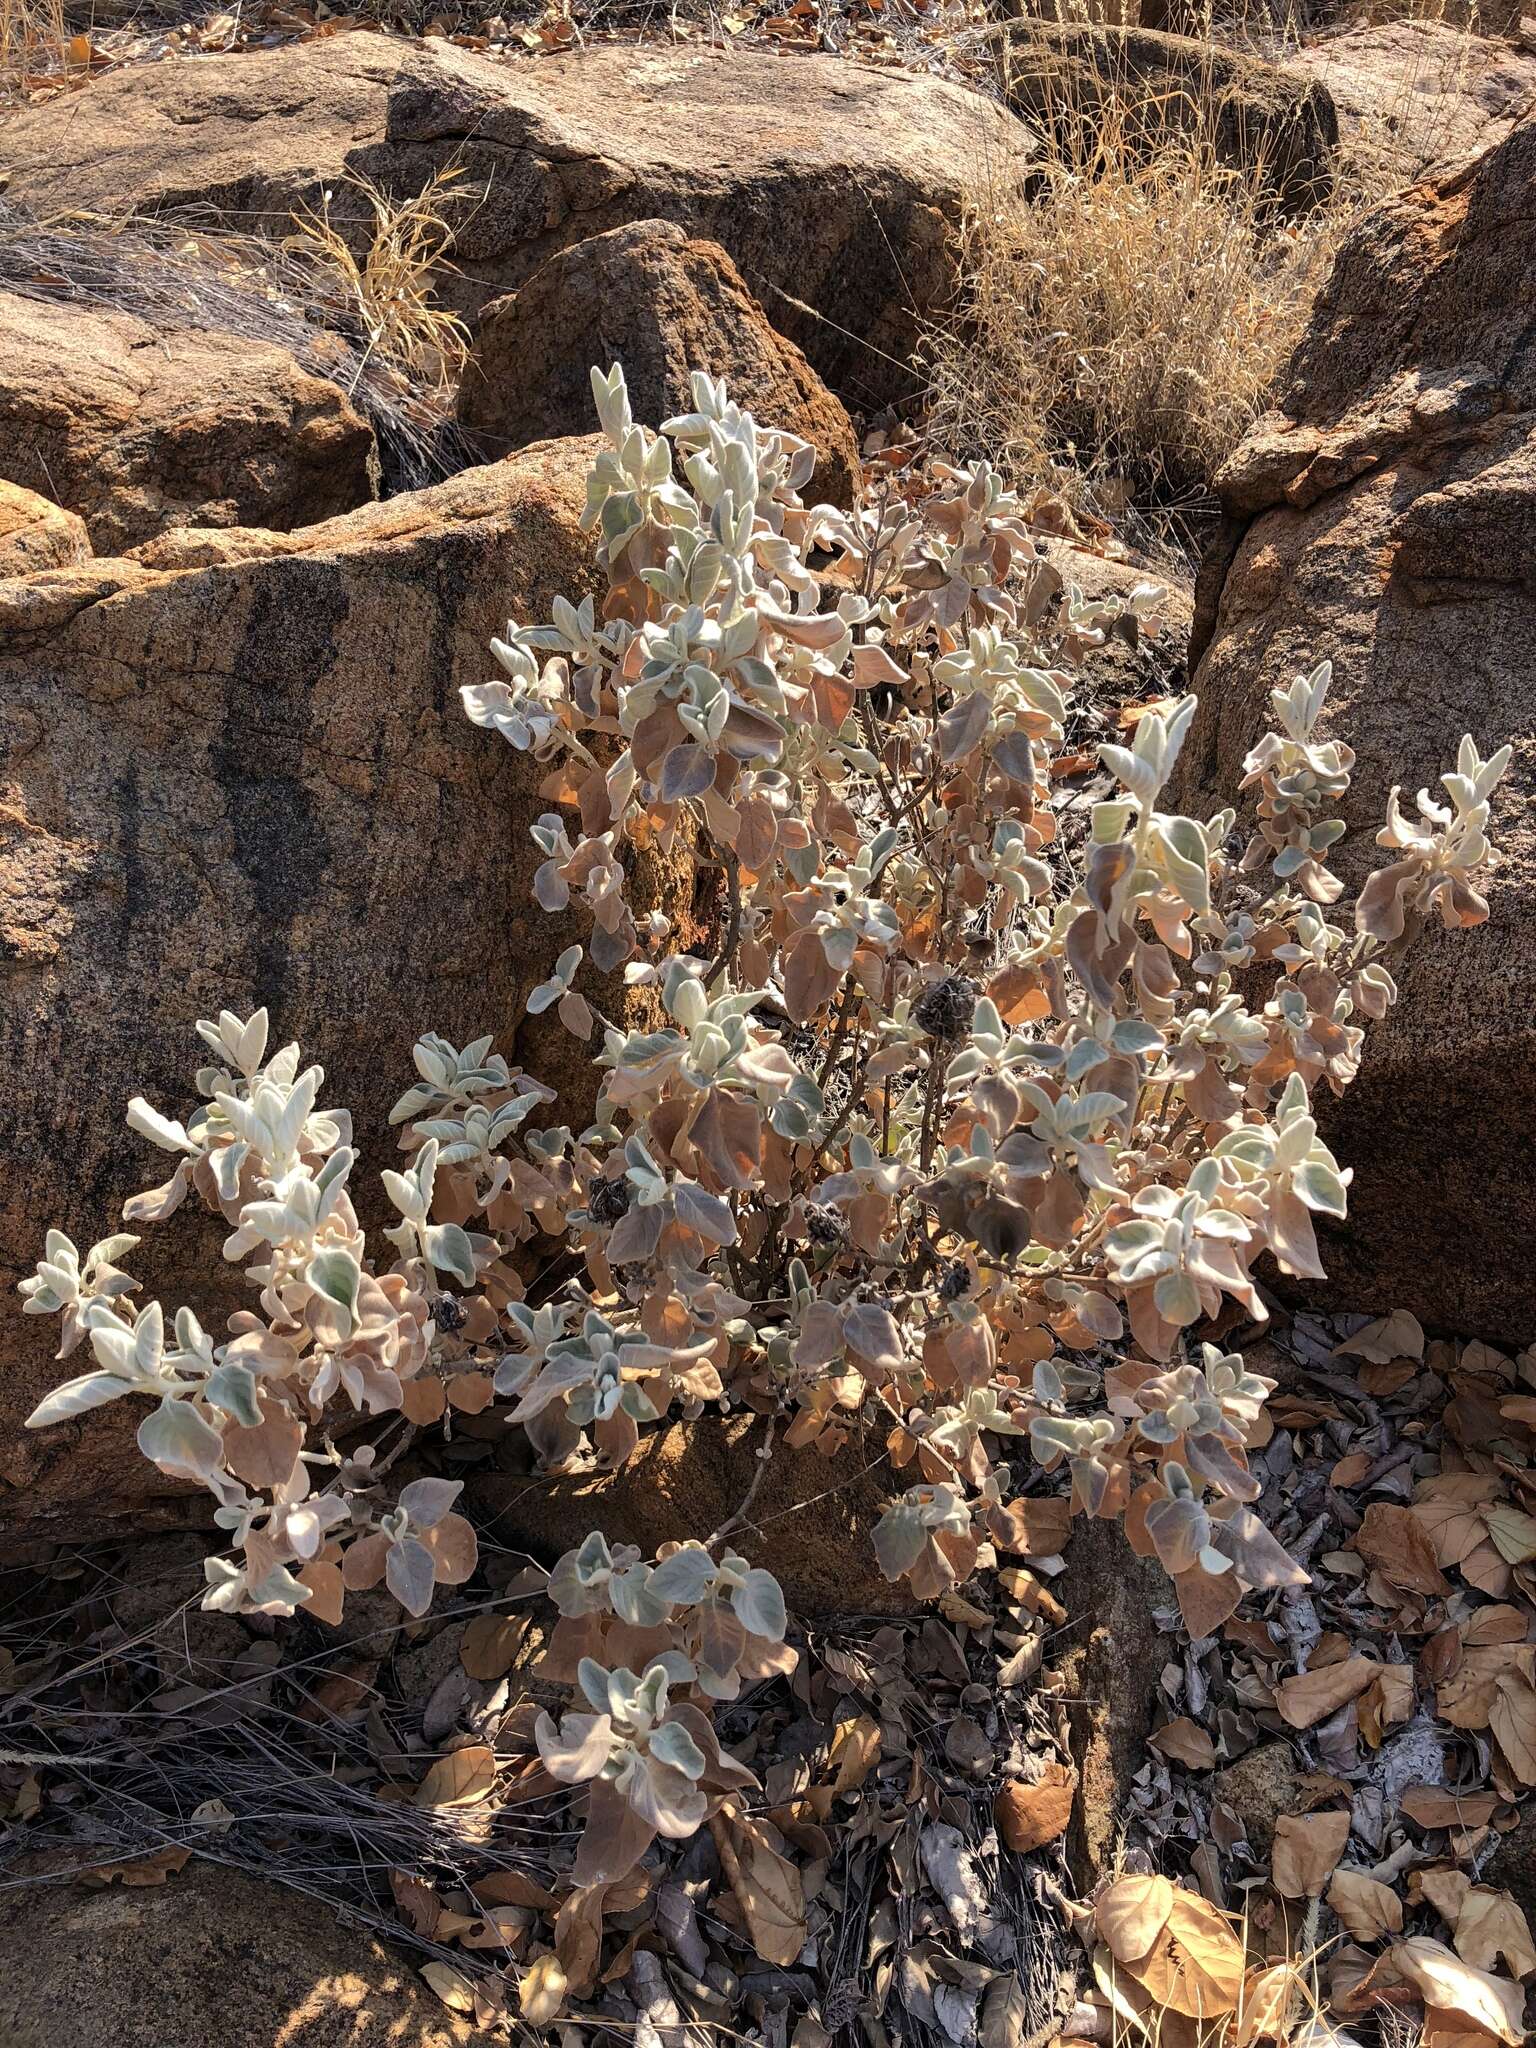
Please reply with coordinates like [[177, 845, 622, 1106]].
[[938, 1260, 972, 1303], [804, 1202, 848, 1246], [588, 1174, 632, 1224], [913, 974, 978, 1041], [431, 1292, 467, 1334]]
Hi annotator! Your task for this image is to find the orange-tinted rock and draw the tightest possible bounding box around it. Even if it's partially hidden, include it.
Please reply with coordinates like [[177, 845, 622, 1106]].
[[0, 437, 689, 1533], [0, 288, 377, 554], [459, 220, 860, 506], [0, 36, 1032, 406], [1172, 124, 1536, 1339], [0, 1864, 477, 2048], [0, 479, 91, 578]]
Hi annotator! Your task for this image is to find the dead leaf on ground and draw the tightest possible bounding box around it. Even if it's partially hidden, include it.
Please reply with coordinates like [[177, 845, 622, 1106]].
[[416, 1742, 496, 1809], [1334, 1310, 1424, 1364], [1453, 1888, 1536, 1980], [996, 1761, 1076, 1852], [518, 1950, 567, 2026], [80, 1844, 191, 1887], [709, 1804, 808, 1967], [826, 1713, 881, 1796], [1149, 1718, 1218, 1770], [460, 1613, 527, 1682], [1272, 1810, 1351, 1899], [1327, 1868, 1404, 1940], [1390, 1937, 1525, 2046], [1401, 1786, 1502, 1830], [1096, 1875, 1244, 2017], [1353, 1503, 1448, 1595], [472, 1868, 558, 1911], [420, 1959, 477, 2014], [1273, 1656, 1380, 1729]]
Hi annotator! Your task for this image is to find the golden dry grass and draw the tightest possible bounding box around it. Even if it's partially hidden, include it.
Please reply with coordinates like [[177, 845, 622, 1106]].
[[925, 62, 1357, 545], [0, 0, 66, 88], [285, 165, 473, 398]]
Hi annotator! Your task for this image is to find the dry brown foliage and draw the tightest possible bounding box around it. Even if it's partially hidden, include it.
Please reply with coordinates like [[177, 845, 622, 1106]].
[[926, 58, 1354, 540], [286, 165, 472, 397]]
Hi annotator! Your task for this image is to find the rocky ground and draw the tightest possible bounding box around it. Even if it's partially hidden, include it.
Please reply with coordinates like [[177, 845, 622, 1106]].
[[2, 4, 1536, 2046]]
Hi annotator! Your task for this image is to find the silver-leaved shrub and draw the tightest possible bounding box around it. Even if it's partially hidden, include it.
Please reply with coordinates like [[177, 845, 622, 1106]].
[[23, 367, 1510, 1863]]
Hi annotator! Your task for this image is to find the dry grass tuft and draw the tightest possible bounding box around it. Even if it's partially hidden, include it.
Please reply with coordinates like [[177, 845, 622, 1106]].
[[920, 17, 1418, 551], [926, 74, 1354, 548], [0, 0, 65, 88], [0, 196, 475, 491], [286, 166, 473, 399]]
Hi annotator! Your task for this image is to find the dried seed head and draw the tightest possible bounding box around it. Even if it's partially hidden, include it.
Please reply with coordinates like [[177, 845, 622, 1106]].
[[588, 1174, 632, 1224], [804, 1202, 848, 1246], [431, 1292, 467, 1334], [913, 974, 978, 1041]]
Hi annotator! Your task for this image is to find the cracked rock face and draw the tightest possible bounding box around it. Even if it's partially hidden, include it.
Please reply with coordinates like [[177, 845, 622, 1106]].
[[1170, 122, 1536, 1340], [0, 481, 92, 579], [458, 219, 862, 507], [0, 289, 378, 555], [0, 35, 1034, 410], [0, 439, 692, 1533]]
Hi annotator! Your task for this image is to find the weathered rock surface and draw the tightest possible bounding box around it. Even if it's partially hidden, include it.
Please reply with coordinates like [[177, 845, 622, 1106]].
[[0, 1864, 476, 2048], [1284, 20, 1536, 183], [0, 289, 378, 554], [1172, 122, 1536, 1340], [0, 437, 690, 1533], [0, 37, 1033, 408], [470, 1414, 913, 1617], [998, 22, 1338, 212], [1046, 1515, 1168, 1886], [459, 219, 861, 506], [0, 480, 91, 578]]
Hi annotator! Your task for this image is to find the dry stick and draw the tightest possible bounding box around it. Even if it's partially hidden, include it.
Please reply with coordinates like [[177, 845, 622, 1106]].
[[702, 841, 743, 992], [703, 1414, 780, 1551]]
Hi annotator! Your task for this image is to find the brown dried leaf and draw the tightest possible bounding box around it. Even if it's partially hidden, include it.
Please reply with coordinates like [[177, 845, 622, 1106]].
[[1489, 1673, 1536, 1786], [996, 1762, 1076, 1852], [1418, 1867, 1472, 1927], [1485, 1505, 1536, 1566], [1096, 1872, 1175, 1965], [1463, 1606, 1529, 1646], [1272, 1810, 1351, 1899], [1390, 1937, 1525, 2045], [416, 1742, 496, 1809], [996, 1496, 1072, 1557], [1273, 1656, 1379, 1730], [472, 1869, 558, 1911], [1231, 1963, 1305, 2046], [1327, 1869, 1404, 1940], [1400, 1786, 1501, 1830], [1335, 1311, 1424, 1364], [221, 1396, 305, 1491], [518, 1951, 567, 2026], [1353, 1504, 1448, 1595], [460, 1613, 527, 1682], [1149, 1718, 1218, 1770], [1453, 1888, 1536, 1980], [709, 1805, 807, 1967], [1127, 1884, 1246, 2018], [420, 1960, 477, 2014], [80, 1845, 192, 1887], [295, 1559, 345, 1628], [826, 1713, 882, 1796]]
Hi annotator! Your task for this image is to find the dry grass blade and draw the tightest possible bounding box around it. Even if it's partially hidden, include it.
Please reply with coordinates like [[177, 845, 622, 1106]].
[[286, 167, 472, 398], [0, 0, 65, 88], [0, 196, 473, 491], [925, 38, 1356, 551]]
